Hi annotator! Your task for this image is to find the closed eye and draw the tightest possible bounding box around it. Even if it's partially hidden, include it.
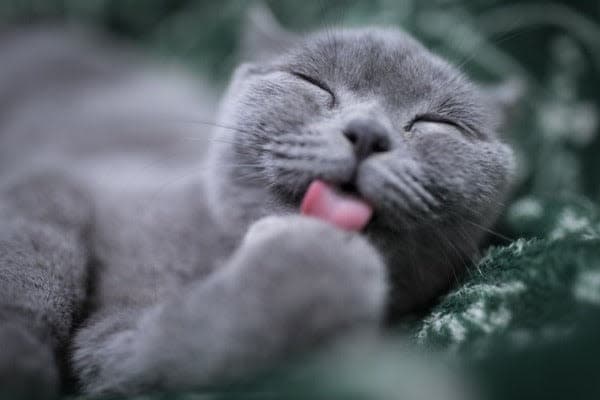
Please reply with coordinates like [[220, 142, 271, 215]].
[[290, 71, 336, 108], [406, 113, 479, 138], [406, 114, 460, 131]]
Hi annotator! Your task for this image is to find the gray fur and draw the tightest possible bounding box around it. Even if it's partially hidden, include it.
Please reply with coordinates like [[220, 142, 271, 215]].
[[0, 19, 514, 397]]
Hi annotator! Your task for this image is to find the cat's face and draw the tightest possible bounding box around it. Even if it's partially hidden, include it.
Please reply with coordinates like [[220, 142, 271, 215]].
[[206, 27, 514, 304]]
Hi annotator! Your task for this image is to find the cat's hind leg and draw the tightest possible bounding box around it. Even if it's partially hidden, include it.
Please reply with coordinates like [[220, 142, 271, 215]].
[[0, 171, 93, 398], [73, 215, 387, 396]]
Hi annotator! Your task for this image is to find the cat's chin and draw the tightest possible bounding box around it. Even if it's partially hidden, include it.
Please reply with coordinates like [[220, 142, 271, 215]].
[[261, 183, 440, 239]]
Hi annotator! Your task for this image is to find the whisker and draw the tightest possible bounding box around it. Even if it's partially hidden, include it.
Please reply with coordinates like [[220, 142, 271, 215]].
[[139, 116, 260, 137], [457, 216, 514, 242]]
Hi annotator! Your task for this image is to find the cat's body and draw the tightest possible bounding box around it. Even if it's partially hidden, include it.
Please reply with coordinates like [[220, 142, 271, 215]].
[[0, 17, 514, 397]]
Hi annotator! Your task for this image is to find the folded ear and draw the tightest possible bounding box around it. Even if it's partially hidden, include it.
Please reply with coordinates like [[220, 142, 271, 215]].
[[238, 2, 300, 62], [481, 78, 527, 129]]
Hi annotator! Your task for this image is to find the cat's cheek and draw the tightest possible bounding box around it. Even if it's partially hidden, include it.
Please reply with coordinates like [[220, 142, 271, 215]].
[[282, 85, 332, 114], [406, 138, 478, 208]]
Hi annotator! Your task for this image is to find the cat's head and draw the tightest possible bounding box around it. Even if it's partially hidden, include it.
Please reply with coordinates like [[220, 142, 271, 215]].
[[205, 8, 518, 309]]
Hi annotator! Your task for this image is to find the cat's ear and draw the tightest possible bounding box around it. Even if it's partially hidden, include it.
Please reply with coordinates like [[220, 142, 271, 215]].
[[238, 2, 300, 62], [481, 78, 526, 128]]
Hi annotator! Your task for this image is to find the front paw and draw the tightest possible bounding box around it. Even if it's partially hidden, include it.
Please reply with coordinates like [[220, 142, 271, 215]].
[[236, 215, 387, 342], [120, 216, 388, 391]]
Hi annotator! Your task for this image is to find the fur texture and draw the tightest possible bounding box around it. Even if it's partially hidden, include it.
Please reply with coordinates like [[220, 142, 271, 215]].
[[0, 19, 514, 397]]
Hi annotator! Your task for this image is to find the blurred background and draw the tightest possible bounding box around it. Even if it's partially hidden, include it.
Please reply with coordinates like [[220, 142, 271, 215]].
[[1, 1, 600, 400]]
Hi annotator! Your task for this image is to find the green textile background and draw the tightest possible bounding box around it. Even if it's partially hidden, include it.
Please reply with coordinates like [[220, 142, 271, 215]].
[[1, 1, 599, 399]]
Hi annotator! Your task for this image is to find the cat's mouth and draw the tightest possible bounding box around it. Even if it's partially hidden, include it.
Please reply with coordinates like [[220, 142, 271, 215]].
[[300, 180, 373, 232]]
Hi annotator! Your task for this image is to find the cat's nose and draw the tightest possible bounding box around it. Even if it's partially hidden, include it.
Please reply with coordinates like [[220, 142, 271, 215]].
[[343, 119, 391, 160]]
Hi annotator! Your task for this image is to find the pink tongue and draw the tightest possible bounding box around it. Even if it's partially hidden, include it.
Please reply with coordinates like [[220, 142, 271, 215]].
[[300, 180, 373, 231]]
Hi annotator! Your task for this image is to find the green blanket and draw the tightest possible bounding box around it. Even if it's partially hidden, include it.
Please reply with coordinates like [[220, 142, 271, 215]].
[[2, 1, 599, 399]]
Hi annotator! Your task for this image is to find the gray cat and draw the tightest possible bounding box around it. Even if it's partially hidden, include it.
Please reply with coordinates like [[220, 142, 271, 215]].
[[0, 9, 517, 398]]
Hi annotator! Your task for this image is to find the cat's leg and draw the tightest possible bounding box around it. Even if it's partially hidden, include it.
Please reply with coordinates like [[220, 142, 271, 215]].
[[74, 215, 387, 395], [0, 171, 93, 398]]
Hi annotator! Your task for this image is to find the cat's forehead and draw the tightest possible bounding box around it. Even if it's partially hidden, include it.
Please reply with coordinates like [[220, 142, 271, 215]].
[[279, 27, 490, 132], [285, 28, 458, 90]]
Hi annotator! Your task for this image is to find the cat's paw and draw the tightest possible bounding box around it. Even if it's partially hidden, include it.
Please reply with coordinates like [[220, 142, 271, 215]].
[[111, 216, 387, 391], [0, 323, 59, 399], [242, 214, 296, 245], [236, 215, 387, 343]]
